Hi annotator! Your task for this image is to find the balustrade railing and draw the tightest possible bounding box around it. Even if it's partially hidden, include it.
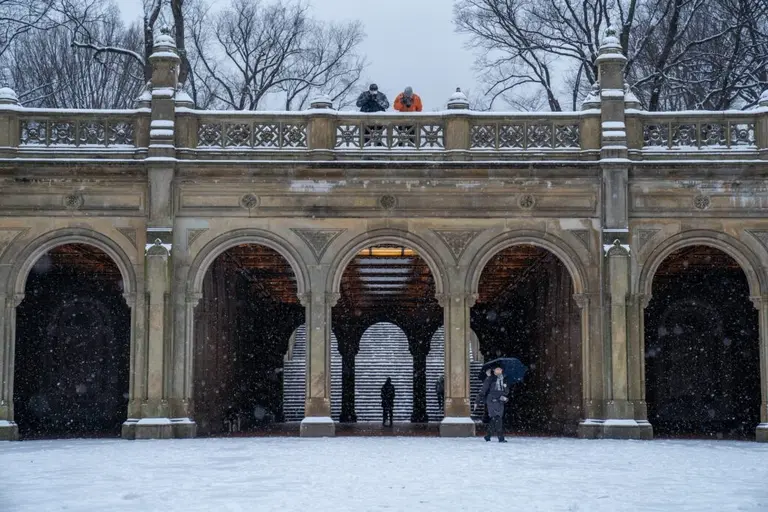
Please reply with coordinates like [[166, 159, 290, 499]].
[[634, 111, 758, 151], [194, 114, 308, 149], [17, 110, 139, 148], [469, 117, 581, 150]]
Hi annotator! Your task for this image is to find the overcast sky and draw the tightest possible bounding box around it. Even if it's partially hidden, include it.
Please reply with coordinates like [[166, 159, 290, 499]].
[[117, 0, 479, 111]]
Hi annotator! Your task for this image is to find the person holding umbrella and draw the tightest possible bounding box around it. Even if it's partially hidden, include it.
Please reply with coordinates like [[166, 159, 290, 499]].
[[474, 363, 509, 442]]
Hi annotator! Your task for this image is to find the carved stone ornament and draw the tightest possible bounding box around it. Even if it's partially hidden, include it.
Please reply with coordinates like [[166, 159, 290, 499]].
[[240, 193, 260, 209], [0, 228, 29, 260], [570, 229, 590, 250], [431, 229, 483, 262], [116, 227, 137, 249], [747, 230, 768, 252], [693, 195, 711, 210], [518, 194, 536, 210], [379, 194, 397, 210], [63, 193, 84, 210], [291, 228, 345, 262], [636, 229, 660, 251], [186, 228, 208, 249]]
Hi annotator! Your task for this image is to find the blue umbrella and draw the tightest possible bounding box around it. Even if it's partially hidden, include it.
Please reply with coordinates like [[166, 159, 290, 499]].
[[478, 357, 528, 383]]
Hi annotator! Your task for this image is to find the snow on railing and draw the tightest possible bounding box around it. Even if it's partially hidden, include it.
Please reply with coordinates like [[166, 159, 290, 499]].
[[16, 110, 140, 148], [629, 110, 758, 151]]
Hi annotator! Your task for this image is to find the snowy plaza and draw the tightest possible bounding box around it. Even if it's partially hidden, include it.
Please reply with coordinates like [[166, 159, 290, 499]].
[[2, 436, 768, 511]]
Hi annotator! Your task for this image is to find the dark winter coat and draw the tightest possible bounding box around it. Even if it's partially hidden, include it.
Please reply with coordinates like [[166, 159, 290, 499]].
[[477, 374, 509, 417], [435, 376, 444, 395], [381, 381, 395, 409], [356, 90, 390, 112]]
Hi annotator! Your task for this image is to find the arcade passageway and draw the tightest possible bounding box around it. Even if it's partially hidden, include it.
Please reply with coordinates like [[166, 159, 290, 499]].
[[332, 246, 443, 423], [193, 244, 303, 435], [471, 245, 582, 435], [645, 245, 760, 438], [14, 244, 130, 438]]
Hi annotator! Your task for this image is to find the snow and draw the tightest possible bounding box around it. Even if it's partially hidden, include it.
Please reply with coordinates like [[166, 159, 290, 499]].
[[601, 89, 625, 99], [152, 88, 176, 99], [1, 437, 767, 511], [300, 416, 333, 424], [440, 416, 474, 424], [0, 420, 16, 426], [150, 129, 174, 138], [136, 418, 172, 426]]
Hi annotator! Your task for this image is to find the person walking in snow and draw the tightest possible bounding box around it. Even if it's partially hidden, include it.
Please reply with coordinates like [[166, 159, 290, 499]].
[[474, 364, 509, 442], [394, 86, 423, 112], [381, 377, 396, 427], [356, 83, 389, 113]]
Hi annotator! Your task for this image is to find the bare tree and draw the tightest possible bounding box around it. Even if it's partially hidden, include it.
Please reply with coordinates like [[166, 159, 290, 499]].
[[454, 0, 768, 111], [4, 4, 143, 108], [0, 0, 58, 61], [188, 0, 366, 110]]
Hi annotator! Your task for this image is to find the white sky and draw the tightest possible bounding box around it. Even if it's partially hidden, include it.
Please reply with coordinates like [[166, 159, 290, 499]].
[[116, 0, 479, 111]]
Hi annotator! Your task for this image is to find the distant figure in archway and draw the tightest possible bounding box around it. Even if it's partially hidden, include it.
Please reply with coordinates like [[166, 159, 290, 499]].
[[381, 377, 396, 427], [435, 375, 444, 411], [475, 364, 509, 442]]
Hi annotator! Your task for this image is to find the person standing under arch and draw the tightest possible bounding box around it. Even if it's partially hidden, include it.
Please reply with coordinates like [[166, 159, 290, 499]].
[[381, 377, 396, 427]]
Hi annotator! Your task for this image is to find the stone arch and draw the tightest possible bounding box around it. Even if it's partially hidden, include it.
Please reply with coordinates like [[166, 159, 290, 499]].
[[9, 228, 137, 304], [187, 228, 310, 300], [638, 230, 764, 301], [466, 230, 588, 297], [327, 229, 448, 298]]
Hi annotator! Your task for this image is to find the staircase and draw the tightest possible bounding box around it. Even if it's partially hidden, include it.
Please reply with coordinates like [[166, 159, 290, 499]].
[[283, 324, 453, 422]]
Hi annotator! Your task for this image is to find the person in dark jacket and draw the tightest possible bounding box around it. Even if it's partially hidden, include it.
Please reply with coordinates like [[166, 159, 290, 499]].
[[356, 83, 389, 113], [381, 377, 396, 427], [474, 364, 509, 442]]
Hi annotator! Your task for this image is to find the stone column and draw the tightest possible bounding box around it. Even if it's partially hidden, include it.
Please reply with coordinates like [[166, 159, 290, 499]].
[[123, 240, 173, 439], [751, 296, 768, 442], [147, 27, 178, 228], [335, 330, 360, 423], [0, 294, 22, 440], [444, 88, 471, 158], [439, 292, 475, 437], [628, 294, 651, 426], [307, 96, 336, 160], [300, 291, 336, 437], [408, 331, 432, 423], [0, 87, 19, 159]]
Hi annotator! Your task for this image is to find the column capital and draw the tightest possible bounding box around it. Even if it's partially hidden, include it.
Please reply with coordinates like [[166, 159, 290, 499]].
[[750, 295, 768, 310], [185, 292, 202, 306], [436, 292, 476, 308]]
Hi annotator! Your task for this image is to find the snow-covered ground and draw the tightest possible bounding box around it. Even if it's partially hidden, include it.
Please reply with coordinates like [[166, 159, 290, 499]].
[[2, 437, 767, 511]]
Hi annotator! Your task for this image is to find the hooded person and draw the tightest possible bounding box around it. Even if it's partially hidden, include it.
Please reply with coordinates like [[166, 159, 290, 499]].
[[356, 83, 390, 113], [474, 364, 509, 442], [381, 377, 396, 427], [394, 86, 423, 112]]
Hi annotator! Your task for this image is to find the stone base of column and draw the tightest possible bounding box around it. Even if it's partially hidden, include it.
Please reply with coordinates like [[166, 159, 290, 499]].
[[756, 423, 768, 442], [122, 418, 196, 439], [578, 419, 653, 440], [0, 420, 19, 441], [300, 416, 335, 437], [440, 417, 476, 437]]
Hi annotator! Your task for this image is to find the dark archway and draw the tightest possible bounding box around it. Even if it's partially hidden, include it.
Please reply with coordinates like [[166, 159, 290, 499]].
[[471, 244, 582, 435], [14, 243, 130, 438], [332, 245, 443, 424], [645, 245, 760, 438], [193, 243, 304, 436]]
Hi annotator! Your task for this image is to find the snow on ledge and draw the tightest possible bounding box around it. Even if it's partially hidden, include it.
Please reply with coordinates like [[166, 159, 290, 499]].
[[137, 418, 172, 426], [300, 417, 334, 424], [440, 417, 475, 425], [757, 423, 768, 430], [171, 418, 195, 424], [604, 419, 640, 427], [0, 420, 17, 427]]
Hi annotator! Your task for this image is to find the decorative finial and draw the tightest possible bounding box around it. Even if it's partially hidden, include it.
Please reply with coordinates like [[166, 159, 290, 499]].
[[447, 87, 469, 110], [160, 25, 171, 36], [154, 238, 163, 246]]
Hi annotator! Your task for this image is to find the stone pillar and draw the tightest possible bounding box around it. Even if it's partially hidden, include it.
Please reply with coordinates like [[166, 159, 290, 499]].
[[0, 294, 22, 440], [123, 240, 173, 439], [445, 88, 471, 157], [148, 27, 179, 229], [628, 294, 651, 426], [439, 292, 475, 437], [757, 90, 768, 156], [408, 331, 433, 423], [0, 87, 19, 159], [751, 296, 768, 442], [300, 291, 336, 437], [336, 330, 360, 423], [307, 96, 336, 160]]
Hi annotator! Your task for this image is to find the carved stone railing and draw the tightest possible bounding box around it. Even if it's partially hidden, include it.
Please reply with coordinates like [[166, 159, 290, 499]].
[[334, 113, 445, 150], [628, 110, 759, 152], [468, 115, 582, 151], [192, 112, 308, 149], [17, 109, 143, 148]]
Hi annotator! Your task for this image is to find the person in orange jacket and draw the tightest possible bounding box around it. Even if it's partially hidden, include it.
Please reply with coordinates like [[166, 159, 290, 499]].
[[394, 86, 423, 112]]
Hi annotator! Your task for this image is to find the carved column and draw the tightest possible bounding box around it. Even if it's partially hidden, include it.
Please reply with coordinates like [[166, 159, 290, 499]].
[[408, 331, 433, 423], [300, 291, 336, 437], [335, 329, 361, 423], [751, 296, 768, 442], [439, 292, 475, 437], [628, 293, 652, 427], [0, 294, 22, 440], [123, 241, 173, 440]]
